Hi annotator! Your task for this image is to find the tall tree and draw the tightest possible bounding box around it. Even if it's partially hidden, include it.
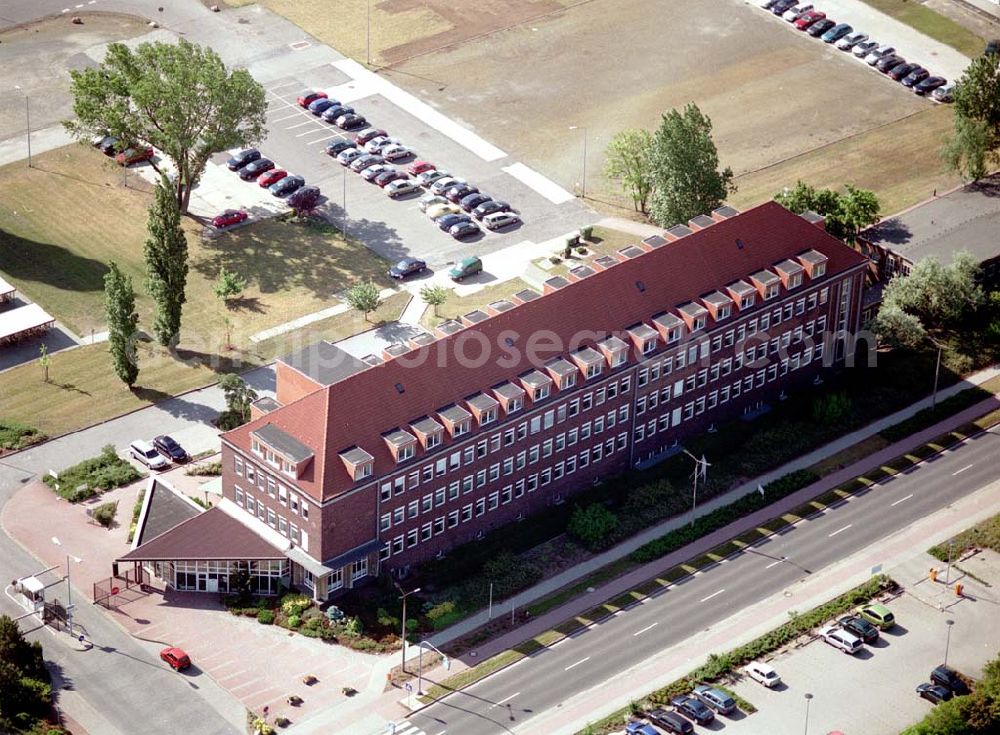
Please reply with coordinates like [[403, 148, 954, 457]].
[[603, 128, 655, 213], [144, 179, 188, 346], [648, 103, 735, 227], [419, 284, 450, 317], [104, 261, 139, 387], [0, 614, 52, 732], [942, 115, 996, 182], [219, 373, 258, 424], [774, 181, 880, 243], [942, 53, 1000, 182], [345, 281, 382, 322], [65, 39, 267, 213]]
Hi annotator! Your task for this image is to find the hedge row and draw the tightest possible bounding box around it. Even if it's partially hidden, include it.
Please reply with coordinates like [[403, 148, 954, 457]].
[[42, 444, 143, 502]]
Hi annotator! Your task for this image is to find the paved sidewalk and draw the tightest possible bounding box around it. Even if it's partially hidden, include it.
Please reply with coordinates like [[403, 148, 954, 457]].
[[595, 216, 663, 239], [425, 367, 1000, 656]]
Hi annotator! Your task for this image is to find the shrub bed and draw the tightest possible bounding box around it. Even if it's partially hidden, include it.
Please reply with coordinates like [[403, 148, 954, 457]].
[[42, 444, 142, 501], [929, 512, 1000, 560], [0, 419, 45, 451], [185, 460, 222, 476]]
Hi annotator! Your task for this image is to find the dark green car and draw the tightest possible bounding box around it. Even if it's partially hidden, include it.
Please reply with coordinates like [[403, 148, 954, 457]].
[[449, 256, 482, 282]]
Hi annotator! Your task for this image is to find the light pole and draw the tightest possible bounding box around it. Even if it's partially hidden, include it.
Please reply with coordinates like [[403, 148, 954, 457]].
[[803, 692, 813, 735], [51, 537, 82, 635], [567, 126, 587, 198], [488, 581, 494, 620], [681, 449, 709, 527], [944, 539, 956, 585], [366, 0, 372, 67], [944, 619, 955, 666], [13, 85, 31, 168], [415, 640, 450, 696], [342, 165, 347, 236], [398, 585, 421, 673]]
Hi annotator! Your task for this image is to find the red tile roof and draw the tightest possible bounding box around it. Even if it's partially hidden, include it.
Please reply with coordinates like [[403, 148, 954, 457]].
[[224, 202, 866, 501]]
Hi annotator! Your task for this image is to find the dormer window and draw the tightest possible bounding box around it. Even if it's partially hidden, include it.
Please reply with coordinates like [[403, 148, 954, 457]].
[[453, 420, 470, 437], [355, 462, 373, 480], [667, 328, 681, 344], [692, 315, 706, 330], [813, 262, 826, 278], [438, 404, 473, 438], [410, 416, 444, 450], [481, 408, 497, 425], [398, 444, 415, 462], [426, 432, 441, 449], [797, 249, 829, 280], [467, 392, 500, 427], [717, 303, 731, 319], [493, 381, 526, 414], [654, 312, 684, 345], [535, 384, 550, 400], [750, 270, 781, 301], [508, 396, 523, 412], [597, 335, 629, 368], [789, 272, 802, 288], [545, 358, 578, 391], [520, 370, 553, 402], [571, 347, 605, 380], [627, 322, 659, 355], [643, 339, 657, 355], [741, 294, 754, 309], [766, 282, 780, 299], [586, 362, 602, 378], [678, 302, 709, 333], [562, 373, 576, 389], [384, 428, 418, 464], [340, 446, 374, 482]]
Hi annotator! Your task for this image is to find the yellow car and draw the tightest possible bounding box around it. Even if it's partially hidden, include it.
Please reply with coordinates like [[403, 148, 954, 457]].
[[426, 202, 461, 220]]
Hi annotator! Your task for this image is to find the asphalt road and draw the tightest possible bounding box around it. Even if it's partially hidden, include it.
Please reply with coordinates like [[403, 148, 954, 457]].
[[406, 427, 1000, 734]]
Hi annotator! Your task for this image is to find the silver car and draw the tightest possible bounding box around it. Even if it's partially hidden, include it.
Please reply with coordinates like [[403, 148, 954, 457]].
[[837, 31, 868, 50], [419, 193, 448, 212], [865, 45, 896, 65], [853, 39, 879, 58], [784, 3, 812, 21], [386, 179, 421, 198]]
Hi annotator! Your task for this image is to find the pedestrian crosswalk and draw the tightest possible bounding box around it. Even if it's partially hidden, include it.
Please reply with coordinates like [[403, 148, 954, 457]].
[[391, 722, 426, 735]]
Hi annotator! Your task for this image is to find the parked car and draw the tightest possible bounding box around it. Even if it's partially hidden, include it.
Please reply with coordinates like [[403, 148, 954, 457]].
[[808, 19, 837, 38], [473, 200, 512, 220], [819, 624, 864, 654], [794, 10, 826, 30], [296, 90, 327, 108], [865, 44, 896, 65], [932, 83, 955, 102], [445, 183, 479, 203], [419, 193, 449, 212], [449, 256, 482, 281], [902, 67, 930, 87], [382, 144, 413, 162], [744, 661, 781, 688], [821, 23, 853, 44], [238, 158, 274, 180], [460, 192, 492, 212], [321, 105, 355, 123], [360, 163, 393, 182], [426, 202, 462, 220], [130, 440, 169, 470], [437, 212, 472, 231], [417, 169, 452, 187], [350, 154, 384, 172], [364, 136, 399, 153], [387, 257, 427, 280], [669, 694, 714, 724], [160, 646, 191, 671], [986, 39, 1000, 56], [211, 209, 248, 228], [692, 685, 737, 715], [876, 55, 907, 74], [116, 146, 154, 166], [325, 139, 356, 157], [355, 128, 388, 145], [915, 76, 947, 95], [226, 148, 261, 171], [449, 221, 480, 239], [649, 707, 694, 734], [258, 169, 288, 188], [624, 723, 657, 735], [771, 0, 798, 15], [853, 39, 879, 58], [482, 211, 521, 230], [337, 147, 365, 166], [408, 160, 436, 175], [930, 664, 970, 695], [837, 614, 879, 644], [784, 4, 813, 22], [889, 62, 919, 81], [431, 176, 465, 195], [386, 179, 422, 198], [837, 31, 868, 50], [269, 174, 305, 197], [95, 135, 120, 155], [374, 170, 407, 188], [153, 435, 189, 463], [308, 98, 338, 116], [287, 185, 321, 210], [859, 603, 895, 629], [337, 113, 367, 130], [917, 683, 952, 705]]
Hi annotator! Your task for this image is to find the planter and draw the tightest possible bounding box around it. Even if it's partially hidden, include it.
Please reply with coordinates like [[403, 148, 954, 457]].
[[302, 675, 318, 686], [286, 695, 303, 707]]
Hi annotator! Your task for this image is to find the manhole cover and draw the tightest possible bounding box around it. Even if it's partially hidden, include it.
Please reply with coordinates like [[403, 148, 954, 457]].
[[290, 40, 311, 51]]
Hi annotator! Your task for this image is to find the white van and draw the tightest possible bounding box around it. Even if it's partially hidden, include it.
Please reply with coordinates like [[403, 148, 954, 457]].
[[820, 625, 864, 654], [130, 440, 169, 470]]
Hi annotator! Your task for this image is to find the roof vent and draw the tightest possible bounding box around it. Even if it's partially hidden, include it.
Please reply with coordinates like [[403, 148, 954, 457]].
[[543, 276, 569, 294], [435, 319, 464, 337], [688, 214, 716, 231], [641, 234, 668, 250], [511, 288, 542, 304], [617, 245, 645, 260], [461, 310, 490, 325], [567, 265, 595, 281], [736, 238, 746, 250], [636, 280, 646, 293], [394, 383, 405, 394], [361, 353, 383, 366], [591, 255, 618, 271], [712, 205, 739, 221], [665, 224, 693, 240]]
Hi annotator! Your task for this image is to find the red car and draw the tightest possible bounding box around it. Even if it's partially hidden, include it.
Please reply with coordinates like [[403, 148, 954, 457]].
[[794, 10, 826, 29], [212, 209, 248, 228], [160, 647, 190, 671], [407, 160, 436, 176], [258, 169, 288, 188], [355, 128, 387, 146], [296, 90, 327, 108], [116, 146, 154, 166]]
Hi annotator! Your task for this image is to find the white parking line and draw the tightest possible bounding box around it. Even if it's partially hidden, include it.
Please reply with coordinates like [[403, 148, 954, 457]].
[[829, 524, 853, 538], [267, 81, 300, 91], [700, 589, 725, 603], [953, 464, 974, 476], [285, 121, 314, 130], [564, 657, 590, 671], [307, 134, 342, 145], [765, 559, 784, 569], [296, 128, 328, 138], [891, 493, 914, 507], [633, 622, 658, 637], [270, 112, 304, 124]]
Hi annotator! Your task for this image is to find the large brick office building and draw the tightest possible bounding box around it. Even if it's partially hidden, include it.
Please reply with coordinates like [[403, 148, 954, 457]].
[[122, 201, 867, 601]]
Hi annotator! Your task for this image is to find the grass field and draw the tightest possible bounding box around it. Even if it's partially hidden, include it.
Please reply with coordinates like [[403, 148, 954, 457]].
[[420, 279, 534, 328], [859, 0, 986, 58]]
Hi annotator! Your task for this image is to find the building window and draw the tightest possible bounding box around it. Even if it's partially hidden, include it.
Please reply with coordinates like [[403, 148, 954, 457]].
[[351, 559, 368, 581], [504, 429, 515, 446], [453, 420, 470, 437], [426, 431, 442, 449], [379, 544, 390, 561], [392, 536, 404, 555], [380, 482, 392, 502], [234, 456, 244, 476], [408, 500, 419, 518], [355, 462, 372, 481], [393, 507, 404, 525], [476, 498, 486, 516], [507, 396, 523, 413], [488, 491, 499, 510], [461, 504, 473, 522], [502, 486, 513, 504], [380, 513, 391, 531], [329, 568, 344, 591], [407, 529, 419, 548], [421, 523, 432, 541], [448, 510, 459, 528], [480, 408, 497, 425], [434, 517, 445, 535], [586, 362, 602, 379], [422, 493, 433, 513], [477, 439, 488, 458], [534, 384, 550, 401], [610, 350, 627, 367]]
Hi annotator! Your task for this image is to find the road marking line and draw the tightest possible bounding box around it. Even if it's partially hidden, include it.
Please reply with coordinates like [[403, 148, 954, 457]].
[[953, 464, 974, 475], [891, 493, 914, 507], [285, 121, 313, 130], [829, 524, 852, 538], [765, 559, 783, 569], [633, 622, 658, 637], [700, 589, 725, 603], [565, 656, 590, 671], [492, 692, 519, 707], [307, 134, 341, 145], [267, 81, 300, 91], [269, 112, 302, 123], [296, 128, 326, 137], [396, 728, 421, 735]]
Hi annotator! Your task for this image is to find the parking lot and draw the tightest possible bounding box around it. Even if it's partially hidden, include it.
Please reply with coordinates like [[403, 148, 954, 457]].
[[205, 58, 594, 269]]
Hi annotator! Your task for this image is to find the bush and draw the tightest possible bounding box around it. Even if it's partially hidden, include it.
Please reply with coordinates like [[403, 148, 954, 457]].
[[286, 615, 301, 628], [567, 503, 620, 550], [42, 445, 142, 502], [280, 593, 312, 618], [812, 392, 852, 425], [426, 600, 456, 623], [0, 419, 44, 451], [186, 460, 222, 476], [575, 245, 588, 255], [376, 607, 399, 628], [215, 409, 246, 431], [126, 489, 145, 542], [92, 500, 119, 528], [343, 616, 363, 637], [257, 609, 275, 625]]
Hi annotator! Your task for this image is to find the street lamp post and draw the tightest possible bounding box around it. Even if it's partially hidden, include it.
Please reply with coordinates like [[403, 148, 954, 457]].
[[51, 537, 82, 635], [681, 449, 709, 528], [13, 85, 31, 168], [366, 0, 372, 67], [398, 585, 421, 673], [415, 640, 450, 696], [944, 619, 955, 666], [945, 539, 956, 585], [568, 125, 587, 198], [803, 692, 813, 735]]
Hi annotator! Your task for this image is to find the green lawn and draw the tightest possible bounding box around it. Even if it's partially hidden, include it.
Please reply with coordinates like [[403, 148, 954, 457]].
[[420, 279, 535, 328], [858, 0, 986, 58]]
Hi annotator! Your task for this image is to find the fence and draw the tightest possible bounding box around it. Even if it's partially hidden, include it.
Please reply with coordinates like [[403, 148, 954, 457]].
[[93, 566, 150, 609]]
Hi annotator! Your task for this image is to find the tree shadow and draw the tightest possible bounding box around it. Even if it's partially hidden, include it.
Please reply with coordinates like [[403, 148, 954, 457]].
[[0, 228, 109, 293], [226, 296, 265, 314], [864, 217, 913, 246]]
